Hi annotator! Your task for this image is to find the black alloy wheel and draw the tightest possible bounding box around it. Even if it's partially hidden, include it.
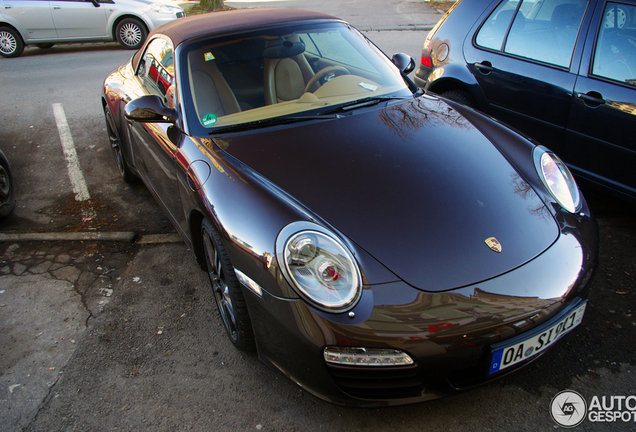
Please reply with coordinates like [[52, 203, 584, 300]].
[[201, 219, 255, 351], [103, 106, 136, 183], [0, 149, 15, 218]]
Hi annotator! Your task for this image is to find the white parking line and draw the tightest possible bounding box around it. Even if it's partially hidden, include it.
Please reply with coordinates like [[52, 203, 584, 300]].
[[52, 103, 91, 202]]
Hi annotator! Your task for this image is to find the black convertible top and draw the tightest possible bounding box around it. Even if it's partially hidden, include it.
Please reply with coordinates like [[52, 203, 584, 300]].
[[132, 8, 339, 68]]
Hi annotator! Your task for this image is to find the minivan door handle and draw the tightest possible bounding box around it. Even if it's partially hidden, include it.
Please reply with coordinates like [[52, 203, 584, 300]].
[[474, 61, 493, 74], [577, 91, 606, 107]]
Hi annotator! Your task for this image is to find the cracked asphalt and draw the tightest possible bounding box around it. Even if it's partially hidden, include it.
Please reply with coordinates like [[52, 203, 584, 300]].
[[0, 240, 137, 430]]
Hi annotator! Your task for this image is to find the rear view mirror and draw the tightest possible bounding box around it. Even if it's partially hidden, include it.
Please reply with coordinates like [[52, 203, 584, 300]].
[[392, 53, 416, 74], [125, 95, 177, 123]]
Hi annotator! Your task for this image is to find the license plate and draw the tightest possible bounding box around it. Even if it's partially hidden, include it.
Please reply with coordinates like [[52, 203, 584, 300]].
[[489, 301, 587, 374]]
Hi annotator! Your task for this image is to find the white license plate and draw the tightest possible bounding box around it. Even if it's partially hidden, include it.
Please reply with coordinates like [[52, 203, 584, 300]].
[[489, 301, 587, 374]]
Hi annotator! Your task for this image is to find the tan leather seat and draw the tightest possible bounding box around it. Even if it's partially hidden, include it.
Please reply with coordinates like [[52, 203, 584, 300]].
[[188, 51, 241, 121], [263, 36, 315, 105]]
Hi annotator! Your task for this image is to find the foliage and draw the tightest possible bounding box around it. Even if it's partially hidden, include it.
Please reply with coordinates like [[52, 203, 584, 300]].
[[186, 0, 232, 15], [429, 1, 455, 13], [200, 0, 224, 11]]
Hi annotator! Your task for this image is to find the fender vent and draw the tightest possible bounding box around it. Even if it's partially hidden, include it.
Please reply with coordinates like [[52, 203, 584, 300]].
[[325, 363, 423, 400]]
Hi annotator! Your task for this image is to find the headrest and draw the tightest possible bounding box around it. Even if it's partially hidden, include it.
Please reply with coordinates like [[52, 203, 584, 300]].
[[263, 40, 305, 59]]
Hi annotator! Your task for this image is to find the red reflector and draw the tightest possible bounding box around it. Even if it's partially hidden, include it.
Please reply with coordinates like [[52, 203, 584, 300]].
[[421, 38, 433, 68]]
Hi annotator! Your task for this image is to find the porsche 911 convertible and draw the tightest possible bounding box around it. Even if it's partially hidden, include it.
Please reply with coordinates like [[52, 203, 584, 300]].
[[101, 8, 599, 407]]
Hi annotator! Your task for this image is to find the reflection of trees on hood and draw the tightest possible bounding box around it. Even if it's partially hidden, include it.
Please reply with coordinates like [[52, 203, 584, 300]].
[[511, 172, 552, 222], [379, 97, 472, 142]]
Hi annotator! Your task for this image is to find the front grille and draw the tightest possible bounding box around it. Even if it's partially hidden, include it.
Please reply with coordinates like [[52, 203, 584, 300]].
[[326, 363, 423, 400], [176, 11, 186, 18]]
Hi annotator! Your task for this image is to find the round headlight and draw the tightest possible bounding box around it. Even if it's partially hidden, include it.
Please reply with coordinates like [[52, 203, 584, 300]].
[[533, 146, 580, 213], [277, 223, 361, 312]]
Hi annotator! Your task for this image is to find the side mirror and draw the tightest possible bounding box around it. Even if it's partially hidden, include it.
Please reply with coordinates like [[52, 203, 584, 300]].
[[125, 95, 177, 123], [391, 53, 416, 75], [89, 0, 101, 7]]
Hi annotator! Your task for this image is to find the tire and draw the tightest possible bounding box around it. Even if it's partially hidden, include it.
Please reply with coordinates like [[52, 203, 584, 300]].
[[0, 27, 24, 58], [0, 149, 15, 219], [439, 89, 478, 109], [103, 105, 137, 183], [201, 219, 255, 351], [35, 43, 55, 49], [115, 18, 147, 50]]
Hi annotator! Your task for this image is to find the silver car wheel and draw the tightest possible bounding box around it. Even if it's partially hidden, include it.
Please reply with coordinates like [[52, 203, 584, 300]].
[[115, 18, 146, 50], [0, 30, 16, 55], [0, 27, 24, 57], [119, 23, 142, 47]]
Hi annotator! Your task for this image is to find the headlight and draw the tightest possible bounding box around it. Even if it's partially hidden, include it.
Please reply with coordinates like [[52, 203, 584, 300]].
[[147, 3, 181, 14], [276, 222, 362, 312], [533, 146, 580, 213]]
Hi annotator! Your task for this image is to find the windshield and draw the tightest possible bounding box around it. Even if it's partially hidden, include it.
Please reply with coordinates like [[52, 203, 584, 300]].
[[178, 21, 412, 135]]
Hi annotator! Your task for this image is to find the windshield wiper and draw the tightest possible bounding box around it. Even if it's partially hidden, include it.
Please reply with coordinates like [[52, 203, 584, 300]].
[[318, 95, 412, 116], [209, 114, 341, 135]]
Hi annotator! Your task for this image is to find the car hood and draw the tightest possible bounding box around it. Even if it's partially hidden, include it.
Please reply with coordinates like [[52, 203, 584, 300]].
[[217, 96, 559, 291]]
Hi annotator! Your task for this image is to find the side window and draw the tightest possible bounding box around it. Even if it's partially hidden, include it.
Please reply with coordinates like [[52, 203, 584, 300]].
[[592, 2, 636, 85], [138, 38, 175, 107], [476, 0, 588, 68]]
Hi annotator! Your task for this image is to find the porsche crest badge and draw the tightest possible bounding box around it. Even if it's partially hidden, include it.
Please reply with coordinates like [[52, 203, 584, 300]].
[[485, 237, 502, 253]]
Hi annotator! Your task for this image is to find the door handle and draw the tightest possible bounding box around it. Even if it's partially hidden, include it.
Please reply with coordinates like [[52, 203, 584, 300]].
[[577, 92, 605, 107], [4, 5, 13, 9], [53, 5, 61, 9], [475, 61, 494, 74]]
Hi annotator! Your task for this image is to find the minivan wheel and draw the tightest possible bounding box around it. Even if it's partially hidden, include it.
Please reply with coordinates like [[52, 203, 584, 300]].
[[440, 89, 478, 109], [0, 27, 24, 58]]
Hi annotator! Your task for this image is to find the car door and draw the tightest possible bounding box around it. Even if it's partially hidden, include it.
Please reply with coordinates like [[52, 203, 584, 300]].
[[127, 36, 187, 234], [463, 0, 592, 154], [565, 0, 636, 197], [50, 0, 107, 38], [1, 0, 57, 40]]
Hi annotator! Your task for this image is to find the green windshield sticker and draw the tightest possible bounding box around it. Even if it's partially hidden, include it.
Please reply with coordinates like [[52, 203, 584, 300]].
[[202, 113, 217, 127]]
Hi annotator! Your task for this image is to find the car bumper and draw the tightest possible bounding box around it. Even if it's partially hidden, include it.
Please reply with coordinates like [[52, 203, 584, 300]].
[[243, 217, 598, 407], [414, 65, 433, 89]]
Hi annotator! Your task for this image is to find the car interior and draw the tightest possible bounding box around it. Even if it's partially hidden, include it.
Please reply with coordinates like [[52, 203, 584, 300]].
[[593, 2, 636, 84], [183, 27, 408, 130]]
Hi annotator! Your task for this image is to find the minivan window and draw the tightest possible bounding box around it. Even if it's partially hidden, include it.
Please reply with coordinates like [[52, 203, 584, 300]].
[[476, 0, 588, 67], [592, 2, 636, 85]]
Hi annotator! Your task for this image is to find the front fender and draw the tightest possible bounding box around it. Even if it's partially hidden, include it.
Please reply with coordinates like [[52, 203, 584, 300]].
[[178, 136, 398, 300], [0, 15, 26, 40], [107, 13, 153, 39]]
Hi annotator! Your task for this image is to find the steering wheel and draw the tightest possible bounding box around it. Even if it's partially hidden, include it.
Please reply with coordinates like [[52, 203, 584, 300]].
[[305, 66, 350, 93]]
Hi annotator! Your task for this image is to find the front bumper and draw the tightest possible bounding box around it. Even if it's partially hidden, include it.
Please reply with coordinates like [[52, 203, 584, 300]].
[[414, 65, 433, 89], [244, 226, 598, 407]]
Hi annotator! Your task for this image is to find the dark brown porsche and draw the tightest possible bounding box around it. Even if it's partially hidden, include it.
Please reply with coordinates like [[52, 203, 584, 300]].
[[102, 8, 599, 406]]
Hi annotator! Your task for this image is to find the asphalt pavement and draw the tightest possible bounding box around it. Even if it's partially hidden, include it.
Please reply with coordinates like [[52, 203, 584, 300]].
[[2, 0, 636, 431]]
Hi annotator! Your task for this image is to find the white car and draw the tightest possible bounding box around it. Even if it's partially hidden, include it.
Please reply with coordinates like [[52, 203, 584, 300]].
[[0, 0, 185, 57]]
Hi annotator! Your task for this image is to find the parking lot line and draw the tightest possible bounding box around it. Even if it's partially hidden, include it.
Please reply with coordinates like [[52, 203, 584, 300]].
[[52, 103, 91, 202]]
